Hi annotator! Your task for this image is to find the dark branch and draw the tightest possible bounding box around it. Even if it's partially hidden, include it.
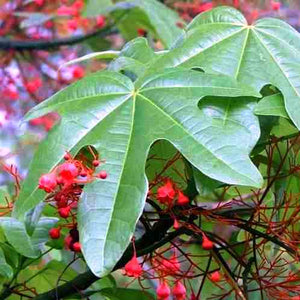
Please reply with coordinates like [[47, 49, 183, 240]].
[[0, 27, 117, 51]]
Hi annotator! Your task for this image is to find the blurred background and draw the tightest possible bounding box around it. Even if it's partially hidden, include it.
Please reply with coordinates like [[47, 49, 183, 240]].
[[1, 0, 300, 187]]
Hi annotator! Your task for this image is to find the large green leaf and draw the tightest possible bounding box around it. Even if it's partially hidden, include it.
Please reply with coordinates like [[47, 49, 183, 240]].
[[151, 6, 300, 129], [15, 68, 262, 276]]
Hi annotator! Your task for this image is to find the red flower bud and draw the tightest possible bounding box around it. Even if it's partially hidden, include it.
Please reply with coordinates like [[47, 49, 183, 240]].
[[59, 162, 79, 181], [96, 15, 106, 28], [202, 235, 214, 250], [124, 255, 143, 278], [157, 180, 175, 205], [271, 1, 281, 10], [49, 228, 61, 239], [58, 206, 71, 218], [97, 170, 107, 179], [173, 281, 186, 300], [92, 160, 100, 167], [177, 191, 189, 205], [210, 271, 221, 282], [38, 173, 57, 193], [156, 282, 171, 300], [73, 242, 81, 252]]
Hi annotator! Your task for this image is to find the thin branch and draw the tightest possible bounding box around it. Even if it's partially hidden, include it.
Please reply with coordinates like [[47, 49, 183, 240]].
[[0, 27, 117, 51]]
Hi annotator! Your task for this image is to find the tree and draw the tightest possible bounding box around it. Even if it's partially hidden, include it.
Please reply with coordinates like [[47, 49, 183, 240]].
[[1, 1, 300, 300]]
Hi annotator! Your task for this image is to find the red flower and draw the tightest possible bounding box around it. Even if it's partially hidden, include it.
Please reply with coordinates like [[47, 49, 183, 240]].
[[173, 281, 186, 300], [38, 173, 57, 193], [96, 15, 106, 28], [124, 255, 143, 278], [271, 1, 281, 11], [25, 78, 42, 94], [177, 190, 189, 205], [58, 206, 71, 218], [202, 234, 214, 250], [157, 180, 175, 205], [49, 228, 61, 239], [67, 19, 78, 31], [73, 242, 81, 252], [59, 162, 79, 182], [156, 282, 171, 300], [97, 170, 107, 179], [72, 66, 85, 79], [210, 270, 221, 282], [137, 28, 147, 36]]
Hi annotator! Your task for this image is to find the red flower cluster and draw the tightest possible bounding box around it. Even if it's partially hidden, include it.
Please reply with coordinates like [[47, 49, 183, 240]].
[[41, 148, 107, 253], [157, 179, 189, 207]]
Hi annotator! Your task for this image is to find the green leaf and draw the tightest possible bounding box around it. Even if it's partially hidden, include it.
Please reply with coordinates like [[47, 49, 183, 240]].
[[255, 93, 289, 119], [193, 167, 222, 196], [109, 38, 156, 78], [60, 51, 120, 69], [0, 216, 57, 258], [113, 0, 184, 48], [0, 217, 39, 258], [151, 6, 300, 129], [101, 288, 154, 300], [0, 247, 13, 280], [15, 68, 262, 276]]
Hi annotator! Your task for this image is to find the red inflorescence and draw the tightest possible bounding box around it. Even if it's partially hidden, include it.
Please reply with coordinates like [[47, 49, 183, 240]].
[[124, 254, 143, 278], [157, 180, 176, 206]]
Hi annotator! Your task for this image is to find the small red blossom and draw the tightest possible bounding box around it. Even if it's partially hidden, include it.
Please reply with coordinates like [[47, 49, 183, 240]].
[[92, 160, 100, 167], [177, 191, 189, 205], [72, 66, 85, 79], [202, 235, 214, 250], [173, 218, 180, 230], [137, 28, 147, 37], [67, 19, 78, 31], [73, 242, 81, 252], [156, 282, 171, 300], [25, 78, 42, 94], [124, 255, 143, 278], [173, 281, 186, 300], [96, 15, 106, 28], [58, 206, 71, 218], [157, 180, 175, 205], [38, 173, 57, 193], [97, 170, 107, 179], [271, 1, 281, 11], [59, 162, 79, 181], [210, 270, 221, 282], [49, 228, 61, 239]]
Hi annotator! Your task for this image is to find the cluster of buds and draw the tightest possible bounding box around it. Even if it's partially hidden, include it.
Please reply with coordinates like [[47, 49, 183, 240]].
[[38, 147, 107, 252]]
